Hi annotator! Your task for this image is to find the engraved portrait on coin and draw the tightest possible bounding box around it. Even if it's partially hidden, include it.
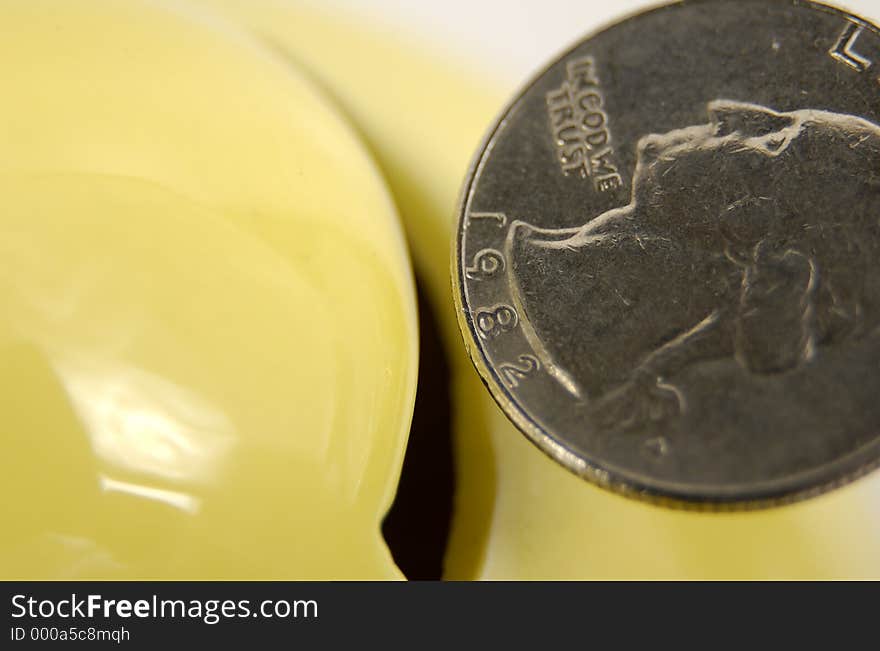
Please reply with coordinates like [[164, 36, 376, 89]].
[[453, 0, 880, 506], [507, 101, 880, 429]]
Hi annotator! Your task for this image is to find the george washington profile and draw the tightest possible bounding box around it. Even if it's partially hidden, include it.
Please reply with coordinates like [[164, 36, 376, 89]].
[[506, 100, 880, 430]]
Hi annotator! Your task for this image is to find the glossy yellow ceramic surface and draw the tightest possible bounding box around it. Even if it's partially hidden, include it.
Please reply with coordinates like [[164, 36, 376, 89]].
[[209, 0, 880, 579], [0, 0, 417, 579]]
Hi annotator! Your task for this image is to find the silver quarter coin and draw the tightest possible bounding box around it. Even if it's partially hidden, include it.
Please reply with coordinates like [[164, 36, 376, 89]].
[[453, 0, 880, 507]]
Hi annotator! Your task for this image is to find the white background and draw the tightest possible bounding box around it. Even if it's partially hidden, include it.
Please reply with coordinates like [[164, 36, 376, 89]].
[[331, 0, 880, 88]]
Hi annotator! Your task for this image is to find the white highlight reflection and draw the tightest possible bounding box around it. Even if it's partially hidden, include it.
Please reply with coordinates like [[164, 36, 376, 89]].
[[58, 358, 236, 485], [99, 475, 200, 514]]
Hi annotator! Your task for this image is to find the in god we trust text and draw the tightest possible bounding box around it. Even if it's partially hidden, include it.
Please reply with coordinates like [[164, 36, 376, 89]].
[[546, 56, 623, 193]]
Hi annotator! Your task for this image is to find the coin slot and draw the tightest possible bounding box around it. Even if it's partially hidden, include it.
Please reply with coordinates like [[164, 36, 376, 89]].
[[382, 276, 454, 580]]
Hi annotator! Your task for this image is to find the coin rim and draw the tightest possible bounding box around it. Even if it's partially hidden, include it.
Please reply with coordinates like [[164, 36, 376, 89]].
[[451, 0, 880, 510]]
